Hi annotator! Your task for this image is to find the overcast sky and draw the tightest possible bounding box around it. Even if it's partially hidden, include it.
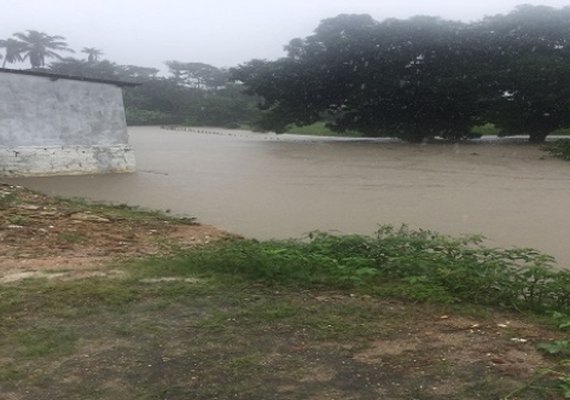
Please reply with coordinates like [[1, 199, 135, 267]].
[[1, 0, 569, 71]]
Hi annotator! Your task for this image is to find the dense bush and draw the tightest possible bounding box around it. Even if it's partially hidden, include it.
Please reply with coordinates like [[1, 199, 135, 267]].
[[135, 226, 570, 313]]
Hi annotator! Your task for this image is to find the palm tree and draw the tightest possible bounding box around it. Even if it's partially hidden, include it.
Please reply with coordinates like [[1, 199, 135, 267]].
[[81, 47, 103, 63], [0, 38, 25, 68], [13, 30, 74, 69]]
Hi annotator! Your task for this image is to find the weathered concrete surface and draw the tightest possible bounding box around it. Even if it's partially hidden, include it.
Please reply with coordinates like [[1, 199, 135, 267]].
[[0, 145, 135, 177], [0, 71, 135, 176]]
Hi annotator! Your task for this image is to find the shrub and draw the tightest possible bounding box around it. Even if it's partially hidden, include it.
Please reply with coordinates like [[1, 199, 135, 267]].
[[544, 139, 570, 161], [136, 225, 570, 313]]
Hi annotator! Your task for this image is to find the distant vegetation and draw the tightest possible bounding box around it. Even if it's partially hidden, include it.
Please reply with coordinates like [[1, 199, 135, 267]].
[[286, 122, 362, 137], [0, 32, 262, 129], [1, 5, 569, 142]]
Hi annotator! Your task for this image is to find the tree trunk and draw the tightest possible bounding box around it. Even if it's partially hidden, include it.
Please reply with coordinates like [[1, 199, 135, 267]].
[[529, 131, 549, 144]]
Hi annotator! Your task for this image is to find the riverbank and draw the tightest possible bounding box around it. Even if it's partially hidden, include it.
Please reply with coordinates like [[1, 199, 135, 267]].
[[0, 185, 568, 399], [0, 183, 231, 282], [6, 126, 570, 268]]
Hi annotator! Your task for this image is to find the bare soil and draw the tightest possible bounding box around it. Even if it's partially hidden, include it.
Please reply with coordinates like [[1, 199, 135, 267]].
[[0, 183, 230, 281]]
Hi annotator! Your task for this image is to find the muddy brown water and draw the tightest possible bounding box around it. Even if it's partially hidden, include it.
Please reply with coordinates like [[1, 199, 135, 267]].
[[6, 126, 570, 268]]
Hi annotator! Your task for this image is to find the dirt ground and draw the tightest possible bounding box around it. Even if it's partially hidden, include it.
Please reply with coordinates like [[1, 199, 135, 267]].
[[0, 183, 567, 399], [0, 183, 230, 282]]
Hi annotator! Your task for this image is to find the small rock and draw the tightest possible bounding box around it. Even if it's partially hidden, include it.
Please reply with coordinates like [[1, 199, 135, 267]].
[[39, 211, 58, 216], [19, 204, 40, 211], [69, 213, 110, 223]]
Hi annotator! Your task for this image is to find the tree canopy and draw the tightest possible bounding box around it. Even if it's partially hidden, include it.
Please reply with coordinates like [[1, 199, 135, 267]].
[[232, 5, 570, 142], [13, 30, 73, 69]]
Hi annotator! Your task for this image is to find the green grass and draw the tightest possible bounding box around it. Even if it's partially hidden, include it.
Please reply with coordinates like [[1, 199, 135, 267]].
[[7, 215, 29, 226], [57, 232, 88, 244], [1, 272, 563, 399], [552, 128, 570, 136], [0, 190, 20, 210], [286, 122, 362, 137], [50, 196, 196, 224], [471, 123, 501, 136], [15, 327, 78, 358]]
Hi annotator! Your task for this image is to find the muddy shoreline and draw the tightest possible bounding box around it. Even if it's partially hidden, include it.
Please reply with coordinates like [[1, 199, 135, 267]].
[[6, 126, 570, 268]]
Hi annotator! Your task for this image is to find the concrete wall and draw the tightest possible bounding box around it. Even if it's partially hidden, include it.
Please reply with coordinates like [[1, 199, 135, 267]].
[[0, 72, 135, 176]]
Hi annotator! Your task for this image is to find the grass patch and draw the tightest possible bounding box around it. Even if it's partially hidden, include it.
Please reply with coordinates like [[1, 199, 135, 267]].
[[57, 232, 88, 244], [552, 128, 570, 136], [471, 122, 501, 136], [544, 139, 570, 161], [286, 122, 362, 137], [7, 215, 29, 226], [52, 196, 196, 224], [16, 327, 78, 358], [0, 189, 19, 210]]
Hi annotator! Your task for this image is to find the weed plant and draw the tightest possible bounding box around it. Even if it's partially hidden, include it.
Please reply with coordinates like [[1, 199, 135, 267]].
[[132, 225, 570, 313]]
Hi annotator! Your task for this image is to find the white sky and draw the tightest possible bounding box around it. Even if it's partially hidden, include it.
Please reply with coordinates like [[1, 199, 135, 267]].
[[1, 0, 569, 70]]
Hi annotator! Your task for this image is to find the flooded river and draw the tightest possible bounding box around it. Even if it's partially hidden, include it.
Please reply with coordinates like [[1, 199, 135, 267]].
[[7, 126, 570, 267]]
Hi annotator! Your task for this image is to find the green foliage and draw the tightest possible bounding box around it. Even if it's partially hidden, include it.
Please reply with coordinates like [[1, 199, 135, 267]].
[[165, 61, 228, 89], [48, 58, 262, 128], [233, 6, 570, 142], [544, 139, 570, 161], [551, 312, 570, 330], [538, 341, 570, 356], [130, 226, 570, 313], [287, 122, 362, 137], [57, 232, 87, 244], [0, 191, 19, 210], [125, 108, 174, 125], [15, 327, 78, 358], [471, 123, 500, 136], [552, 128, 570, 136]]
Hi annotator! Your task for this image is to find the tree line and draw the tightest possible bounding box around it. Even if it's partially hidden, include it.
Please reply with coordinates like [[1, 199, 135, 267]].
[[2, 5, 569, 142], [0, 30, 260, 128], [232, 5, 570, 142]]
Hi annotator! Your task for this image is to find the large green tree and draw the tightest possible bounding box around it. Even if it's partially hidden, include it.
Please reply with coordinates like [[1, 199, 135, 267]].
[[478, 5, 570, 142], [233, 6, 570, 142], [14, 30, 73, 69], [233, 14, 487, 141]]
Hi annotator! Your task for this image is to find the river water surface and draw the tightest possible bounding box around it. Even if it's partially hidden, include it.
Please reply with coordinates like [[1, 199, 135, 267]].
[[7, 126, 570, 267]]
